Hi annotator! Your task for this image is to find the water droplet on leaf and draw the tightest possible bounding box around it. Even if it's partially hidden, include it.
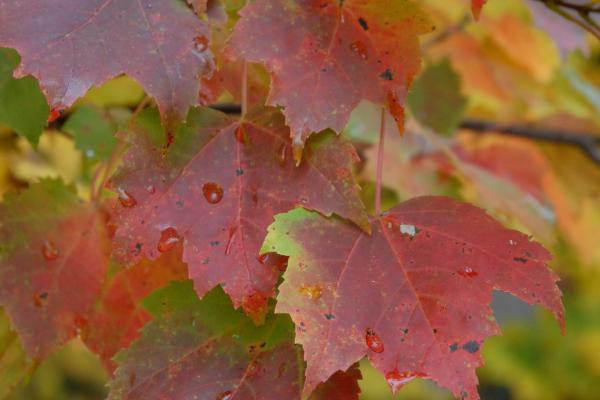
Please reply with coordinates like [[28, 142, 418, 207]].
[[33, 290, 48, 308], [47, 107, 63, 123], [216, 391, 233, 400], [146, 185, 156, 194], [74, 315, 89, 340], [117, 188, 137, 208], [129, 372, 137, 386], [458, 266, 478, 278], [193, 35, 209, 52], [234, 125, 248, 144], [366, 329, 384, 353], [157, 227, 180, 253], [42, 240, 59, 261], [257, 253, 288, 272], [350, 41, 368, 59], [203, 182, 223, 204]]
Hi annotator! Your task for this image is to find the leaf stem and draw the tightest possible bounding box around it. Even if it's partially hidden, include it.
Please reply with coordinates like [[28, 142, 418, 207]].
[[241, 61, 248, 120], [375, 107, 386, 216]]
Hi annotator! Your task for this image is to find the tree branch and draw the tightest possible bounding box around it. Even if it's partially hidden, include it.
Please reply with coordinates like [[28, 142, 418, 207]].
[[531, 0, 600, 14], [460, 119, 600, 164], [206, 103, 600, 165], [531, 0, 600, 40]]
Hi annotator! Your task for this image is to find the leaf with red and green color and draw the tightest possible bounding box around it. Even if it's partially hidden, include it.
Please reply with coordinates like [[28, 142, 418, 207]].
[[84, 243, 188, 372], [109, 106, 367, 322], [0, 179, 110, 359], [226, 0, 434, 159], [471, 0, 487, 20], [0, 48, 49, 147], [0, 0, 213, 128], [262, 196, 564, 399], [109, 281, 361, 400], [0, 180, 187, 369]]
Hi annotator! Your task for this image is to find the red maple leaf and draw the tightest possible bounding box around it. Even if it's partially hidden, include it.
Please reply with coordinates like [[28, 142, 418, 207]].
[[109, 106, 367, 322], [0, 179, 110, 359], [226, 0, 434, 158], [0, 181, 189, 369], [262, 196, 564, 399], [84, 242, 188, 372], [109, 282, 361, 399], [0, 0, 213, 128]]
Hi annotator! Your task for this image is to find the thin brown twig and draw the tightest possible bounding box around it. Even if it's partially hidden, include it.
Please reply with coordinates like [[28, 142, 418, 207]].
[[532, 0, 600, 40], [532, 0, 600, 13], [241, 61, 248, 120], [375, 107, 386, 216], [422, 16, 469, 50], [461, 119, 600, 164]]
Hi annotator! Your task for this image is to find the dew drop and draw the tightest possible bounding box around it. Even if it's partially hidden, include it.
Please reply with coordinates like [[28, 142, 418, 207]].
[[216, 391, 233, 400], [508, 239, 517, 246], [47, 107, 63, 123], [203, 182, 223, 204], [73, 314, 89, 340], [33, 290, 48, 308], [299, 284, 322, 300], [385, 370, 427, 394], [234, 125, 248, 144], [258, 253, 288, 272], [349, 41, 368, 59], [193, 35, 209, 52], [157, 227, 180, 253], [225, 226, 238, 255], [42, 240, 59, 261], [277, 143, 288, 167], [365, 329, 384, 353], [458, 266, 478, 278], [146, 185, 156, 194], [129, 372, 137, 386], [117, 188, 137, 208]]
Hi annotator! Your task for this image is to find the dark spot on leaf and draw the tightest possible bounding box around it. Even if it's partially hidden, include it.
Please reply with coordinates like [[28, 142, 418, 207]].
[[358, 17, 369, 30], [380, 69, 393, 80], [324, 313, 335, 320], [176, 199, 184, 207], [513, 257, 528, 263], [202, 257, 210, 264], [462, 340, 480, 353], [210, 240, 220, 247], [449, 343, 459, 352], [236, 168, 244, 176]]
